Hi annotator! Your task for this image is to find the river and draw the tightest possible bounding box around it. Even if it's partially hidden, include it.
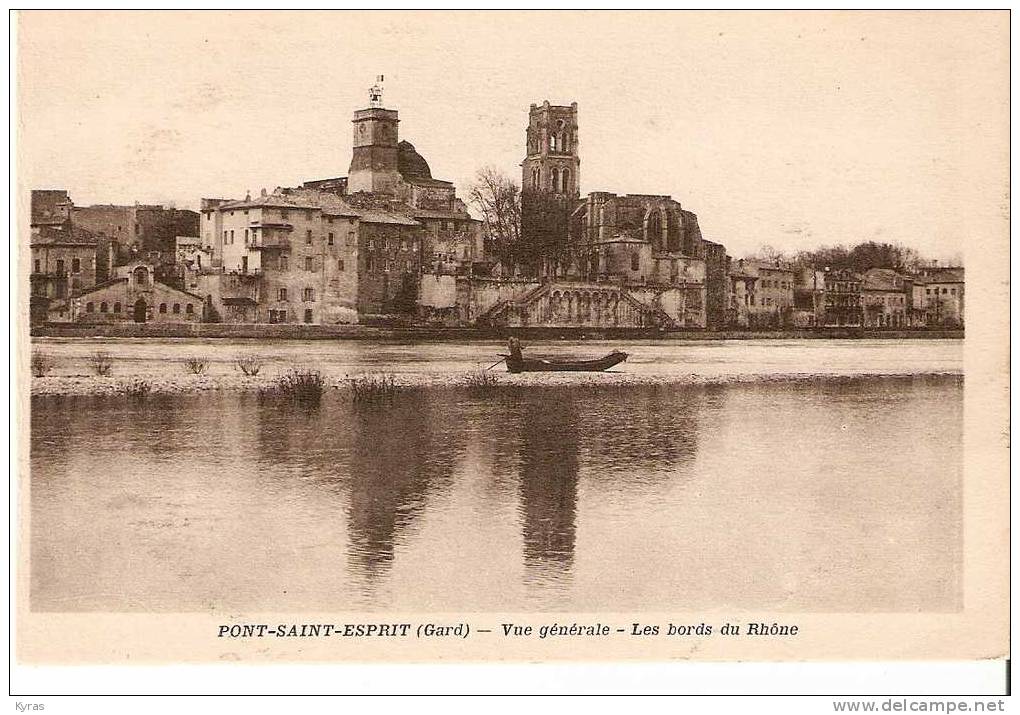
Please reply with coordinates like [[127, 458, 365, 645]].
[[29, 338, 963, 613]]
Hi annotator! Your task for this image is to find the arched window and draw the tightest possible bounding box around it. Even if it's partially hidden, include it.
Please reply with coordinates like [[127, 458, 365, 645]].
[[549, 134, 557, 152], [647, 210, 663, 251], [173, 303, 181, 314], [551, 168, 560, 193], [86, 302, 94, 313], [185, 303, 194, 314], [113, 302, 121, 313], [100, 301, 108, 313], [133, 266, 148, 286], [159, 303, 167, 314], [667, 213, 682, 252], [563, 133, 571, 152], [562, 168, 570, 194]]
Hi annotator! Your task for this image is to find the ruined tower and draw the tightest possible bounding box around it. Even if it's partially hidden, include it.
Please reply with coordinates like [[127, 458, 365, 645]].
[[520, 101, 580, 276], [521, 101, 580, 197], [347, 78, 401, 195]]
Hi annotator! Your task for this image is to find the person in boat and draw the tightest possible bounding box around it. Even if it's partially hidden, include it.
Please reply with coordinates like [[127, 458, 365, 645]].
[[507, 337, 524, 361]]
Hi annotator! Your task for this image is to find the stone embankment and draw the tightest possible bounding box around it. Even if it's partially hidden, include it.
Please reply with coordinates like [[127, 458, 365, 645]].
[[31, 322, 964, 341]]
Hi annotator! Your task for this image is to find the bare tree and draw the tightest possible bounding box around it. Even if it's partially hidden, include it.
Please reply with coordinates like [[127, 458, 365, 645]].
[[754, 243, 788, 265], [468, 167, 521, 270]]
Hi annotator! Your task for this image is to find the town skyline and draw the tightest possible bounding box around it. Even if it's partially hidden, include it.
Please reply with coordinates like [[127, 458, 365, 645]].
[[18, 11, 1004, 262]]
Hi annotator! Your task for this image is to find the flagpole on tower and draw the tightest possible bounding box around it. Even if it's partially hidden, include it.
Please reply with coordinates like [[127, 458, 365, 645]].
[[369, 75, 385, 108]]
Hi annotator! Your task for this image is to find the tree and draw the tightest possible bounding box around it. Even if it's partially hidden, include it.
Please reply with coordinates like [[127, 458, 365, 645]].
[[754, 243, 788, 264], [467, 167, 521, 271]]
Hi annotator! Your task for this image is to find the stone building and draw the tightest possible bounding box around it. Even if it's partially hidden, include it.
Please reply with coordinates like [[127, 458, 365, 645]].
[[194, 82, 481, 325], [30, 190, 73, 226], [725, 259, 794, 328], [861, 268, 909, 328], [199, 189, 420, 324], [913, 266, 965, 328], [452, 99, 728, 330], [46, 261, 204, 324], [792, 265, 826, 327], [29, 223, 102, 325], [72, 203, 199, 274], [823, 269, 863, 327]]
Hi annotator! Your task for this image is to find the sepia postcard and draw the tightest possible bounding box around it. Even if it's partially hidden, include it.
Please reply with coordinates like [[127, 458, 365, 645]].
[[11, 9, 1010, 680]]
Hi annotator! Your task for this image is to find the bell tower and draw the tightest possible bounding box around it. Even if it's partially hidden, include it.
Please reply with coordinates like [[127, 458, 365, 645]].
[[348, 76, 402, 195], [521, 100, 580, 197], [519, 100, 580, 277]]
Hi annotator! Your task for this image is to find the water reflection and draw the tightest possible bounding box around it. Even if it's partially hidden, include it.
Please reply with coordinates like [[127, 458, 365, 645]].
[[515, 391, 580, 578], [29, 376, 963, 613]]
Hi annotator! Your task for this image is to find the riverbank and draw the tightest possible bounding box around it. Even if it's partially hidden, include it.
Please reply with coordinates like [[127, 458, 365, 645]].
[[28, 369, 963, 398], [31, 322, 965, 341]]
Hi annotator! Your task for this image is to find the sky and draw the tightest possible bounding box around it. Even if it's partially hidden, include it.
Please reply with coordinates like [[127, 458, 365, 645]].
[[17, 11, 1007, 261]]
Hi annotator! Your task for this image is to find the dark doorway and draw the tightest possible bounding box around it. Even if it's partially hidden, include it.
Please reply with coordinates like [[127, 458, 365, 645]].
[[133, 298, 147, 323]]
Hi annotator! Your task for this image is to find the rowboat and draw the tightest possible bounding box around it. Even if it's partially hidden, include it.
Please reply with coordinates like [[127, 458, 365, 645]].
[[499, 338, 629, 374]]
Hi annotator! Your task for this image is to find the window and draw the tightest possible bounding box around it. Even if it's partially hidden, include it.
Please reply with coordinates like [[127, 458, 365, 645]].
[[951, 288, 956, 295], [347, 231, 355, 246], [338, 259, 345, 271], [173, 303, 181, 314], [56, 259, 65, 273], [186, 304, 194, 314], [34, 259, 40, 273], [72, 258, 81, 273], [223, 230, 228, 243], [159, 303, 167, 314], [942, 288, 948, 295], [306, 230, 313, 245], [244, 229, 249, 244], [305, 257, 314, 271], [86, 302, 94, 313], [100, 301, 108, 313], [279, 288, 288, 301], [279, 255, 289, 271], [368, 240, 375, 250], [926, 288, 931, 295], [367, 256, 374, 271], [304, 308, 313, 324], [631, 254, 639, 271], [303, 288, 315, 302], [328, 232, 334, 245], [281, 210, 289, 219], [114, 302, 121, 313], [55, 282, 67, 298]]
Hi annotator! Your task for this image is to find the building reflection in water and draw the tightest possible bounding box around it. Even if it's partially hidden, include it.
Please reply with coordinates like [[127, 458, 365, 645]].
[[514, 390, 580, 581], [248, 384, 710, 604], [253, 390, 465, 600]]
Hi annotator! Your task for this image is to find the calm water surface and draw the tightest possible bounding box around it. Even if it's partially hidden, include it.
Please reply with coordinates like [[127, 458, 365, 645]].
[[31, 337, 962, 379], [31, 370, 962, 613]]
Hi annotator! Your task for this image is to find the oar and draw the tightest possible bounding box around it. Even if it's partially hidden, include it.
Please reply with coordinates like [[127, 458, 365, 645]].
[[485, 357, 507, 371]]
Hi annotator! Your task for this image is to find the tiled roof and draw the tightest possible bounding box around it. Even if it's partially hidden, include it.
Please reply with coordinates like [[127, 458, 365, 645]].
[[863, 268, 906, 292], [32, 223, 100, 246]]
